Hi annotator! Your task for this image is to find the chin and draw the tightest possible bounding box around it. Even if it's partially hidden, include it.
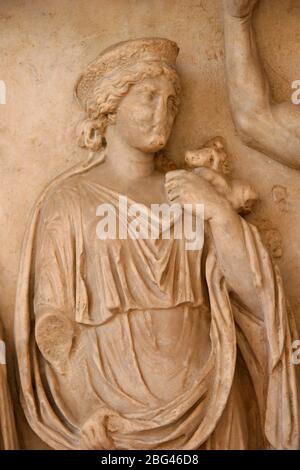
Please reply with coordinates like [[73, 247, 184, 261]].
[[140, 137, 167, 153]]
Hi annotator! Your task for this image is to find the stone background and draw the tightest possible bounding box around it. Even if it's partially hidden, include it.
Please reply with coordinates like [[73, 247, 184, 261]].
[[0, 0, 299, 449]]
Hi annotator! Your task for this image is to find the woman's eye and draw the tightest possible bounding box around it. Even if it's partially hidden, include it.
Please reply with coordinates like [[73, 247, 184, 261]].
[[144, 91, 154, 101]]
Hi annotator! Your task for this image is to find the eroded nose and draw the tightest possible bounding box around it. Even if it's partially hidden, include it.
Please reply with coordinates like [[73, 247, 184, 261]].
[[154, 97, 170, 124], [150, 135, 165, 147]]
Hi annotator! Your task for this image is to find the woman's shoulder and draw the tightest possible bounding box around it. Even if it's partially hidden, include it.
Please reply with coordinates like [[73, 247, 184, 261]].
[[40, 174, 85, 220]]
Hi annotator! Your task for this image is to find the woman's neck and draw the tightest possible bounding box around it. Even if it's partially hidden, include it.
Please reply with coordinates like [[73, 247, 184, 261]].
[[105, 129, 155, 180]]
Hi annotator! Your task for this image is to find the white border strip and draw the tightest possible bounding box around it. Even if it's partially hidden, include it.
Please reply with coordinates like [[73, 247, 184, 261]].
[[0, 340, 6, 364]]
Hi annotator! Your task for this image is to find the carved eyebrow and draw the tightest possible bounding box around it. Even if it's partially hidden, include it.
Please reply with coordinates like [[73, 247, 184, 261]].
[[138, 84, 175, 94], [137, 83, 156, 92], [135, 83, 178, 103]]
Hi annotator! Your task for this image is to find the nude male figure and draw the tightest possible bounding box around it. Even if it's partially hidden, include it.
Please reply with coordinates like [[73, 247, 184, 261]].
[[223, 0, 300, 169]]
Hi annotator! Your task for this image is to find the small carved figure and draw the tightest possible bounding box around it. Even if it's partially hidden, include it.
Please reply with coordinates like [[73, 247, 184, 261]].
[[185, 137, 258, 215]]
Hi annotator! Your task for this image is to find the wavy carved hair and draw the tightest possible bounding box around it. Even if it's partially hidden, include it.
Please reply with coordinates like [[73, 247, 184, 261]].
[[77, 61, 181, 153]]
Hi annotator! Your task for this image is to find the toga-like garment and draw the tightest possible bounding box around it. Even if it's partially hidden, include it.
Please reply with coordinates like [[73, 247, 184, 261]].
[[15, 156, 300, 450]]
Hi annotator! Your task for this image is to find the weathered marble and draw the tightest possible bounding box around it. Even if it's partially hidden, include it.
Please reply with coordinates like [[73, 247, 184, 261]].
[[0, 0, 299, 449]]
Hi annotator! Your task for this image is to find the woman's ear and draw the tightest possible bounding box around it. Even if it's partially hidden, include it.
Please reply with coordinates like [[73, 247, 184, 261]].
[[77, 119, 103, 151], [107, 113, 116, 126]]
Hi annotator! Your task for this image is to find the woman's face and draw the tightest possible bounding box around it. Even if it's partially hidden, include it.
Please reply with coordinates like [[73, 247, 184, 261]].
[[114, 74, 178, 153]]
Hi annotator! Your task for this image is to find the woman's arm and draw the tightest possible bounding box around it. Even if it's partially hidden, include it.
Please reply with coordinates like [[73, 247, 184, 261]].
[[34, 190, 77, 374], [209, 205, 264, 319], [165, 169, 264, 318], [223, 0, 300, 169], [35, 308, 74, 375]]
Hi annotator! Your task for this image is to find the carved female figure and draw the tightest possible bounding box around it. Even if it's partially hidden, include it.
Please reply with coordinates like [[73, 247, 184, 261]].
[[15, 38, 299, 449]]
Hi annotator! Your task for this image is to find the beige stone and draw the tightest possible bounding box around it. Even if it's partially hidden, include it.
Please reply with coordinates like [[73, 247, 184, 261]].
[[13, 33, 300, 449], [0, 0, 299, 450]]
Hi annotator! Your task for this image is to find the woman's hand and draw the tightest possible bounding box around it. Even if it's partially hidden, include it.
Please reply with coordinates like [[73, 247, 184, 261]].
[[35, 310, 74, 375], [165, 169, 231, 221], [223, 0, 259, 18]]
